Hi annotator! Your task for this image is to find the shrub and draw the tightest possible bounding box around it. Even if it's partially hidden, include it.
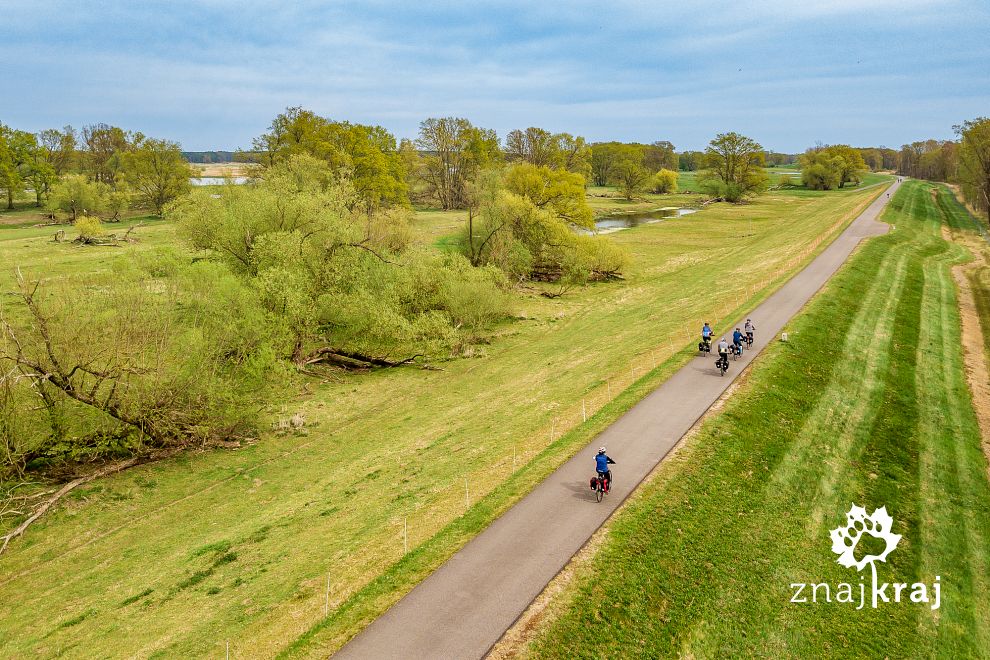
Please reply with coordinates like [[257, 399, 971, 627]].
[[74, 215, 106, 239], [649, 168, 679, 194]]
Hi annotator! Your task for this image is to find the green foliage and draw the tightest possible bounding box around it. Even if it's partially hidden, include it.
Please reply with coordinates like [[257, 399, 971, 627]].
[[800, 145, 868, 190], [0, 123, 34, 209], [956, 117, 990, 223], [82, 123, 138, 188], [417, 117, 501, 210], [465, 168, 627, 287], [699, 132, 769, 201], [0, 257, 284, 474], [649, 168, 679, 194], [47, 174, 108, 221], [121, 137, 193, 215], [253, 107, 409, 211], [504, 128, 592, 181], [613, 160, 649, 200], [171, 155, 508, 363], [503, 163, 593, 228], [74, 215, 106, 239]]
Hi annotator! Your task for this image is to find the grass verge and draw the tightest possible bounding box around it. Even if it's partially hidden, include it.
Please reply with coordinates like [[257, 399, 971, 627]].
[[525, 181, 990, 658], [0, 182, 888, 657]]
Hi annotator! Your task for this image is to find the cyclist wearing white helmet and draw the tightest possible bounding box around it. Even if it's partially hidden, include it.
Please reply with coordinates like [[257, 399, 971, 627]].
[[595, 446, 615, 491]]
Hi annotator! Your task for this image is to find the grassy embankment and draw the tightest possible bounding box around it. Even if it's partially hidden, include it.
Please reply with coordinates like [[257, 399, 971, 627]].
[[0, 179, 888, 657], [526, 180, 990, 658]]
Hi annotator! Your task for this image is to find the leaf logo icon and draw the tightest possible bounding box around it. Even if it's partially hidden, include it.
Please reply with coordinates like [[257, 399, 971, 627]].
[[829, 504, 901, 571]]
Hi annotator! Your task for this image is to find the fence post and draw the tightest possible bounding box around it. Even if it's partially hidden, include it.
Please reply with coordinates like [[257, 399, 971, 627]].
[[465, 478, 470, 509], [582, 399, 587, 422], [403, 517, 408, 555]]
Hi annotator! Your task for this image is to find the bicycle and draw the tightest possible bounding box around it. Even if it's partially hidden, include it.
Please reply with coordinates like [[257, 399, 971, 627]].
[[698, 336, 712, 355], [745, 331, 754, 348], [590, 473, 611, 502], [716, 353, 729, 376]]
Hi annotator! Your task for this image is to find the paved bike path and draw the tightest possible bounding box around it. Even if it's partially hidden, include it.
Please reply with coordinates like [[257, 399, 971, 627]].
[[335, 181, 899, 659]]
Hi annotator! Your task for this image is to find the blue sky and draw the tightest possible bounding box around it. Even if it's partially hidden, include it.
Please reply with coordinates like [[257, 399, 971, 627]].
[[3, 0, 988, 152]]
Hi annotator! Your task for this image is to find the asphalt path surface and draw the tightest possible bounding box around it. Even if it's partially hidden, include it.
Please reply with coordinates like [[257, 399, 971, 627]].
[[334, 180, 899, 659]]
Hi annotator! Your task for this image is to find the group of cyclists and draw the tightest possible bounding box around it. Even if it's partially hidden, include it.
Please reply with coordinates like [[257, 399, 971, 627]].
[[703, 319, 756, 372], [592, 317, 758, 498]]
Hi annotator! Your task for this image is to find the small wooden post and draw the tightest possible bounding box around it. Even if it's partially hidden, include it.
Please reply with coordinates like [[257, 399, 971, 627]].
[[403, 517, 408, 554], [582, 399, 587, 422]]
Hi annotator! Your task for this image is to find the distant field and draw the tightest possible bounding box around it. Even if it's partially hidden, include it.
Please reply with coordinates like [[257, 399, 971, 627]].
[[189, 161, 252, 177], [0, 178, 889, 657], [527, 181, 990, 658]]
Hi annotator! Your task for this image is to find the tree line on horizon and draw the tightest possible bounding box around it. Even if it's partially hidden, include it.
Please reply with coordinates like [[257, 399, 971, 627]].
[[0, 123, 193, 221], [857, 119, 990, 223]]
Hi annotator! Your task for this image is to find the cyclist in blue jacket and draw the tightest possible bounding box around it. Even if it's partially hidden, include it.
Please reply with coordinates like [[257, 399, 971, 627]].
[[732, 327, 744, 353], [595, 447, 616, 491]]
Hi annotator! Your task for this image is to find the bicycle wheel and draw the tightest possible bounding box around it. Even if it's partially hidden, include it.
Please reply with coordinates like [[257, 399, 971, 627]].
[[596, 486, 604, 503]]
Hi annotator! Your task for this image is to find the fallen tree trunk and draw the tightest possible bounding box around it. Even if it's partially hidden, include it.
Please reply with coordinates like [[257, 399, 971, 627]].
[[0, 457, 138, 556], [301, 347, 421, 370]]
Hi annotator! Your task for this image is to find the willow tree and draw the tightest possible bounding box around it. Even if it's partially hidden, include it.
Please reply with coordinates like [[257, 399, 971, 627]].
[[253, 107, 409, 211], [700, 132, 769, 202], [172, 155, 508, 365], [416, 117, 501, 210], [122, 137, 193, 215]]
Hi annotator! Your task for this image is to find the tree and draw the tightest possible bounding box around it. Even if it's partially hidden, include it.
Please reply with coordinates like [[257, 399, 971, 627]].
[[650, 168, 678, 194], [699, 132, 769, 202], [644, 141, 677, 172], [590, 142, 645, 188], [823, 145, 867, 188], [37, 126, 77, 176], [678, 150, 704, 171], [799, 145, 867, 190], [613, 161, 649, 200], [464, 171, 626, 286], [0, 124, 33, 209], [24, 143, 56, 207], [416, 117, 500, 210], [591, 142, 624, 186], [503, 128, 592, 183], [956, 117, 990, 223], [503, 163, 593, 229], [121, 137, 192, 215], [253, 107, 409, 211], [555, 133, 592, 181], [170, 155, 508, 365], [504, 127, 558, 167], [81, 123, 134, 187], [47, 175, 108, 221]]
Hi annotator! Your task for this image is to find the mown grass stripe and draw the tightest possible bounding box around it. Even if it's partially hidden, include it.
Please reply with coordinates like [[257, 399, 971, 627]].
[[528, 181, 990, 659]]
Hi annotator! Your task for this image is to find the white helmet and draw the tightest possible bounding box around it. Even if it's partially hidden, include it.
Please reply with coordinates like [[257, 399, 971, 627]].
[[598, 446, 607, 454]]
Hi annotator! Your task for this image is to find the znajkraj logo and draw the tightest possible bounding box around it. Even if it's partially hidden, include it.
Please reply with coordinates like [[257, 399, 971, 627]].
[[790, 503, 940, 610]]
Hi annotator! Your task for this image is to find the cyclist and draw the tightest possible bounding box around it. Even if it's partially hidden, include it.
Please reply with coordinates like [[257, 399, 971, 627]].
[[744, 318, 756, 345], [732, 327, 744, 354], [717, 336, 729, 370], [701, 322, 713, 350], [595, 447, 615, 492]]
